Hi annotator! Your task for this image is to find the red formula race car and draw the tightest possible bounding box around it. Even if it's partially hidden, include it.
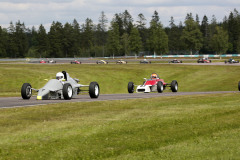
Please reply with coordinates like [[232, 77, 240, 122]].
[[71, 60, 81, 64], [197, 58, 211, 63], [128, 73, 178, 93], [39, 59, 47, 63]]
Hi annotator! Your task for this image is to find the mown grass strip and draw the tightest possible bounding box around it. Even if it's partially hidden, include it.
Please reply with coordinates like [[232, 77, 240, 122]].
[[0, 93, 239, 159]]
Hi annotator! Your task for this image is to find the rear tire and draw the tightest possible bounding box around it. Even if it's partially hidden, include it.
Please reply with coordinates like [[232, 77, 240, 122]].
[[128, 82, 134, 93], [171, 80, 178, 92], [63, 83, 73, 100], [238, 81, 240, 91], [157, 81, 163, 93], [89, 82, 100, 98], [21, 83, 32, 99]]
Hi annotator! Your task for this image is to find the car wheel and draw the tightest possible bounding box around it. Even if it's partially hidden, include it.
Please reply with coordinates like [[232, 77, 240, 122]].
[[63, 83, 73, 100], [89, 82, 100, 98], [21, 83, 32, 99], [171, 80, 178, 92], [128, 82, 134, 93], [157, 81, 163, 93], [238, 81, 240, 91]]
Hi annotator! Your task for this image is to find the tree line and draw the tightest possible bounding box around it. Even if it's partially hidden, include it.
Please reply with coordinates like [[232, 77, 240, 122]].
[[0, 9, 240, 58]]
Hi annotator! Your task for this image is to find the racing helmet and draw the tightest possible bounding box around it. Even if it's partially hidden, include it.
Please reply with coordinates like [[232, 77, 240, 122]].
[[151, 73, 158, 79], [56, 72, 64, 80]]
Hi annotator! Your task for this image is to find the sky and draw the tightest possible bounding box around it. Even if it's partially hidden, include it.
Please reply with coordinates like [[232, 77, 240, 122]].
[[0, 0, 239, 31]]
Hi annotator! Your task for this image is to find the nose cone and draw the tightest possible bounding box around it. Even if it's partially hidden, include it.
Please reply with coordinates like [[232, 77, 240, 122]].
[[37, 89, 49, 100], [37, 96, 42, 100]]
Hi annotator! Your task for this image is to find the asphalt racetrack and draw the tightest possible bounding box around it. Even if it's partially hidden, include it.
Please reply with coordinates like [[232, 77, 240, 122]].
[[0, 91, 237, 108]]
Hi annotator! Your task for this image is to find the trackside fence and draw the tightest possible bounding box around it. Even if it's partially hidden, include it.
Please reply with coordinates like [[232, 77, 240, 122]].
[[145, 54, 240, 58]]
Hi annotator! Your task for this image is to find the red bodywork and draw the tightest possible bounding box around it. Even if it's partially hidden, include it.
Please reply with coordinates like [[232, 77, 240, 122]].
[[71, 60, 81, 64], [40, 60, 46, 63], [203, 59, 211, 63], [198, 58, 211, 63], [144, 79, 167, 86], [74, 60, 81, 64]]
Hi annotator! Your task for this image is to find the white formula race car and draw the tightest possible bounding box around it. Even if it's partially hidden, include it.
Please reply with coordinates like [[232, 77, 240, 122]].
[[21, 71, 99, 100]]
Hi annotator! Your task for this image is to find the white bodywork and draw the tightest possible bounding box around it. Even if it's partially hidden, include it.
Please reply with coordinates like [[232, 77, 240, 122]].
[[36, 72, 88, 100], [136, 85, 151, 93]]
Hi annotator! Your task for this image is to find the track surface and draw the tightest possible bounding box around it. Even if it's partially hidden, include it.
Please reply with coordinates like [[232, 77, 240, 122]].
[[0, 91, 237, 108]]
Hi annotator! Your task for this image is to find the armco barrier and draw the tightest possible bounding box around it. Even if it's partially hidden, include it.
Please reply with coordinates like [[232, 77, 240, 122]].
[[145, 54, 240, 58]]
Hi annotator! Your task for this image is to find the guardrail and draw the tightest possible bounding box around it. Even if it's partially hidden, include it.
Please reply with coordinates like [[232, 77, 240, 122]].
[[145, 54, 240, 58]]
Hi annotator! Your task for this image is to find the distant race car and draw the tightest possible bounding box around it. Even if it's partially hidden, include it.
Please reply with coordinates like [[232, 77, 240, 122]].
[[48, 59, 56, 63], [169, 59, 182, 63], [39, 60, 47, 63], [116, 60, 127, 64], [96, 60, 108, 64], [71, 60, 81, 64], [197, 58, 211, 63], [128, 73, 178, 93], [140, 59, 151, 64], [225, 58, 239, 64], [21, 71, 99, 100]]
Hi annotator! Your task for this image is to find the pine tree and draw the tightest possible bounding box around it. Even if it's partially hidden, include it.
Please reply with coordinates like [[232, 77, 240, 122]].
[[37, 24, 48, 57], [181, 16, 203, 54], [122, 10, 133, 35], [72, 19, 81, 57], [136, 13, 147, 51], [148, 19, 168, 55], [210, 26, 229, 54], [48, 21, 64, 57], [0, 26, 8, 57], [200, 15, 210, 53], [129, 26, 142, 55], [106, 22, 121, 57], [98, 11, 108, 57]]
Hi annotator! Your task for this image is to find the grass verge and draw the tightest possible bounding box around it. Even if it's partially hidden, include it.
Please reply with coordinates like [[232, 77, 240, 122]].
[[0, 64, 240, 96], [0, 93, 240, 159]]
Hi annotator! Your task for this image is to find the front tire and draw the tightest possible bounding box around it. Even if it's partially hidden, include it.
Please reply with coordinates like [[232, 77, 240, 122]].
[[63, 83, 73, 100], [21, 83, 32, 99], [157, 81, 163, 93], [171, 80, 178, 92], [128, 82, 134, 93], [89, 82, 100, 98]]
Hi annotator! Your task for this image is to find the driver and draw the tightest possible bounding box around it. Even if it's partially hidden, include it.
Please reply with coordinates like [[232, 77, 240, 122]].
[[56, 72, 64, 81], [151, 73, 158, 79]]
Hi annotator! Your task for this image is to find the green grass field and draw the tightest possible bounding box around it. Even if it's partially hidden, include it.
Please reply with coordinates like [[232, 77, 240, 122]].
[[0, 63, 240, 159], [0, 93, 240, 159], [0, 63, 239, 96]]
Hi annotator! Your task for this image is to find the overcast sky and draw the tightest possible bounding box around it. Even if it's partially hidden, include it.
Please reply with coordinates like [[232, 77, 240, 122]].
[[0, 0, 239, 31]]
